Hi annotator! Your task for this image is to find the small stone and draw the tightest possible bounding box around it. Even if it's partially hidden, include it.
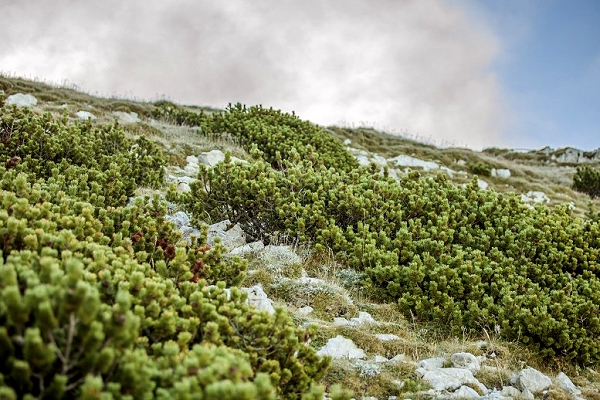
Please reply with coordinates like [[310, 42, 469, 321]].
[[317, 335, 366, 359], [241, 284, 275, 314], [112, 111, 140, 123], [418, 357, 446, 370], [513, 367, 552, 394], [451, 352, 480, 374], [228, 241, 265, 256], [374, 355, 389, 363], [375, 333, 401, 342], [6, 93, 38, 107], [451, 385, 480, 399], [556, 372, 581, 395], [296, 306, 313, 316], [165, 211, 191, 228], [76, 110, 96, 120], [389, 354, 408, 363]]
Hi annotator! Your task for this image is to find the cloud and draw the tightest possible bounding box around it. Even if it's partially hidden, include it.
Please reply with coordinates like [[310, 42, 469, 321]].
[[1, 0, 508, 149]]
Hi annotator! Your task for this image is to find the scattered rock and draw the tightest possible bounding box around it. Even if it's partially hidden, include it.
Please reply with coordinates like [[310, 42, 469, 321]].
[[165, 211, 191, 228], [556, 372, 581, 395], [416, 367, 487, 393], [375, 333, 401, 342], [296, 306, 313, 316], [500, 385, 522, 398], [112, 111, 140, 123], [343, 138, 351, 145], [76, 110, 96, 120], [418, 357, 447, 370], [451, 352, 480, 374], [198, 149, 246, 167], [228, 241, 265, 256], [241, 284, 276, 314], [333, 311, 376, 327], [521, 191, 550, 204], [389, 354, 409, 363], [207, 220, 246, 251], [317, 335, 366, 359], [6, 93, 38, 107], [388, 154, 440, 171], [491, 168, 511, 178], [450, 385, 480, 399], [477, 179, 489, 190], [374, 355, 389, 363], [511, 367, 552, 394]]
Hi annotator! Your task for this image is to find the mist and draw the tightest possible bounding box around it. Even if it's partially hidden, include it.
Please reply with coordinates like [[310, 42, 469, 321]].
[[1, 0, 508, 149]]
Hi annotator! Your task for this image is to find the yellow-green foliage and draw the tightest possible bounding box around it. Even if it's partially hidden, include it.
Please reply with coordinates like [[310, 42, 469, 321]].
[[573, 165, 600, 198], [153, 102, 358, 171], [0, 103, 331, 398], [183, 152, 600, 365], [0, 105, 165, 207]]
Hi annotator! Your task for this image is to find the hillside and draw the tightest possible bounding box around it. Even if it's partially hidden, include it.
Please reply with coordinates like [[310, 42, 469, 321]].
[[1, 74, 600, 399]]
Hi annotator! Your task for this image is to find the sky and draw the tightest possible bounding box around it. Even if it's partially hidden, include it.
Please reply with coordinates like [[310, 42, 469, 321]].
[[1, 0, 598, 151]]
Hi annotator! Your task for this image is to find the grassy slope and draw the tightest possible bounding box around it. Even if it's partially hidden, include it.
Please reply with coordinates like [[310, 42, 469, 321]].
[[2, 74, 600, 398]]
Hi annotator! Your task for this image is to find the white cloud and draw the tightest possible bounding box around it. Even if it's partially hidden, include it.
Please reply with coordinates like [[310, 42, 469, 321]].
[[1, 0, 509, 149]]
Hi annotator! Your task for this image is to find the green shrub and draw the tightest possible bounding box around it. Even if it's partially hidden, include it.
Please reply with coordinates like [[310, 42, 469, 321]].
[[573, 165, 600, 198], [0, 105, 165, 207], [0, 104, 331, 398], [153, 103, 358, 171], [468, 161, 492, 177], [181, 153, 600, 365]]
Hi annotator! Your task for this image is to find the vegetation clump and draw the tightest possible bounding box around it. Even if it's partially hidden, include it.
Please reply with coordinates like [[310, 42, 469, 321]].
[[0, 102, 332, 399], [573, 165, 600, 198], [153, 102, 358, 171], [181, 144, 600, 365]]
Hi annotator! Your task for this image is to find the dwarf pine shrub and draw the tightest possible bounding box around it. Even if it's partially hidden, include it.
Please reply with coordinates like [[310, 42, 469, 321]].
[[0, 105, 165, 207], [183, 152, 600, 365], [573, 165, 600, 198], [0, 102, 332, 398], [153, 102, 358, 171]]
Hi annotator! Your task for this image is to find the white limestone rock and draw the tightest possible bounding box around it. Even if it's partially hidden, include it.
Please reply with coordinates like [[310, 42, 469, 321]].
[[343, 138, 351, 145], [333, 311, 376, 328], [418, 357, 446, 371], [521, 191, 550, 204], [207, 220, 246, 251], [76, 110, 96, 120], [512, 367, 552, 394], [198, 149, 246, 167], [374, 355, 389, 363], [241, 284, 275, 314], [178, 182, 191, 192], [228, 241, 265, 256], [375, 333, 401, 342], [180, 226, 202, 245], [477, 179, 489, 190], [450, 385, 480, 399], [451, 352, 480, 374], [6, 93, 38, 107], [491, 168, 511, 178], [389, 354, 409, 363], [500, 385, 521, 398], [296, 306, 314, 316], [389, 155, 439, 171], [317, 335, 366, 359], [417, 367, 487, 393], [165, 211, 191, 228], [556, 372, 581, 395], [112, 111, 140, 124], [371, 154, 388, 167]]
